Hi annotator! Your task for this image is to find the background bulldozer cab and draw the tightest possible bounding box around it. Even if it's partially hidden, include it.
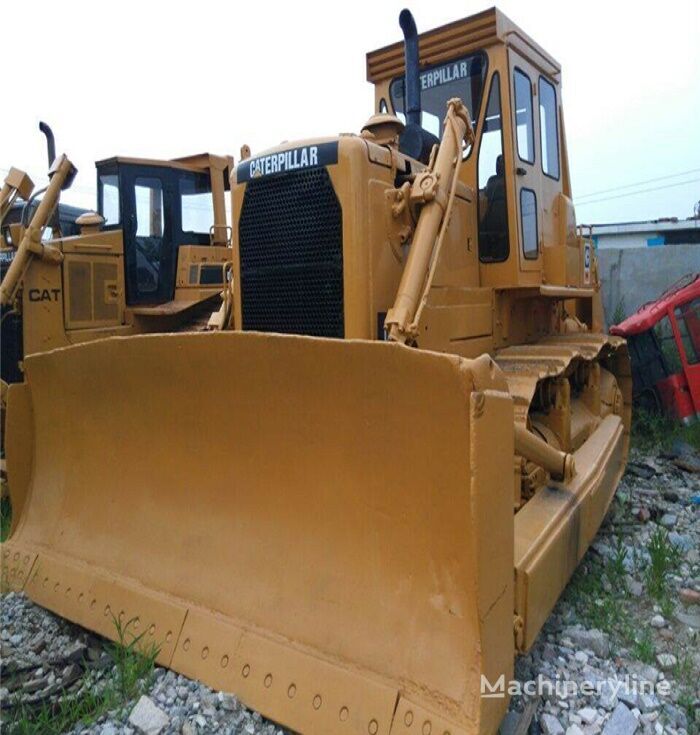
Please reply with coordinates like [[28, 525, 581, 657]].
[[368, 8, 583, 295], [1, 152, 233, 386], [96, 157, 229, 306]]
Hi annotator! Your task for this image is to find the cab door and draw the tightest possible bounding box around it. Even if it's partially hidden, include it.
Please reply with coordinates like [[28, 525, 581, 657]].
[[121, 165, 176, 306], [508, 50, 542, 274]]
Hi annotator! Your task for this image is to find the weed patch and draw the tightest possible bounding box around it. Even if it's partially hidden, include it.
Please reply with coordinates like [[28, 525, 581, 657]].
[[644, 528, 681, 603], [564, 557, 632, 646], [109, 614, 160, 701], [5, 616, 160, 735], [7, 681, 113, 735], [631, 629, 655, 665], [631, 408, 700, 451], [605, 536, 629, 590], [611, 297, 626, 327], [672, 644, 699, 731]]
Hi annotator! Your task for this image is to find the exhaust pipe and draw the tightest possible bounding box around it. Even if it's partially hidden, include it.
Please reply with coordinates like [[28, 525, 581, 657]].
[[39, 122, 56, 168], [399, 9, 421, 128], [37, 121, 67, 237], [397, 9, 438, 163]]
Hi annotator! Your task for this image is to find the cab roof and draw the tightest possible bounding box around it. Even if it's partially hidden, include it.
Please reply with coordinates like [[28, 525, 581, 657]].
[[366, 7, 560, 84], [95, 153, 231, 174]]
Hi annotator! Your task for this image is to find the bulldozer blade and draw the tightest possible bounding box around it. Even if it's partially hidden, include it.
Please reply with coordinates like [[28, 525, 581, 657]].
[[3, 332, 516, 735]]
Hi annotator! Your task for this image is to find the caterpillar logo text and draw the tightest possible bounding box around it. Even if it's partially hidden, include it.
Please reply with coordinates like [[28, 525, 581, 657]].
[[237, 141, 338, 183], [28, 288, 61, 302]]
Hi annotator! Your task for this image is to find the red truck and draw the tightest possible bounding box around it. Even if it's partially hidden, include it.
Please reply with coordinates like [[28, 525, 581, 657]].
[[611, 273, 699, 424]]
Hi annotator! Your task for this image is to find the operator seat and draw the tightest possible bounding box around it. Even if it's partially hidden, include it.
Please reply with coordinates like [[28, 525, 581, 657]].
[[481, 154, 507, 258]]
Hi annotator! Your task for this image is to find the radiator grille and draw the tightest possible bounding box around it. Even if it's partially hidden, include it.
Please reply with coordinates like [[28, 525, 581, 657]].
[[66, 258, 119, 327], [238, 167, 343, 337], [68, 260, 92, 323]]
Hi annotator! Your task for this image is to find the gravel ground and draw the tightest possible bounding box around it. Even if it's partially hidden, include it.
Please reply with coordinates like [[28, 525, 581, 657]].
[[501, 442, 700, 735], [1, 443, 698, 735], [0, 592, 286, 735]]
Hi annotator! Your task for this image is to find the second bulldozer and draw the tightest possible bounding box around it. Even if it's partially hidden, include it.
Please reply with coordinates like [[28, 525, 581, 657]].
[[3, 8, 630, 735], [1, 133, 234, 386]]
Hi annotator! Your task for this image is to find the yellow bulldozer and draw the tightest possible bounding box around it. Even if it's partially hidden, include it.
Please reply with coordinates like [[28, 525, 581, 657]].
[[2, 8, 630, 735], [1, 127, 234, 387]]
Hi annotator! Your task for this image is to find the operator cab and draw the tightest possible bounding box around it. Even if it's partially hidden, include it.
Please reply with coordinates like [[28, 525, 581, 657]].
[[368, 8, 575, 288], [96, 155, 231, 306]]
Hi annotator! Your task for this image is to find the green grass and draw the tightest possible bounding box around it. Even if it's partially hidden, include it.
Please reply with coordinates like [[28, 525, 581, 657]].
[[612, 297, 627, 327], [564, 553, 633, 645], [631, 629, 656, 664], [677, 691, 697, 733], [566, 540, 699, 728], [109, 614, 160, 702], [4, 616, 160, 735], [7, 683, 114, 735], [1, 495, 11, 541], [644, 528, 681, 604], [563, 528, 669, 661], [672, 646, 699, 732], [565, 556, 664, 667], [673, 648, 695, 684], [631, 408, 700, 452], [606, 535, 629, 589]]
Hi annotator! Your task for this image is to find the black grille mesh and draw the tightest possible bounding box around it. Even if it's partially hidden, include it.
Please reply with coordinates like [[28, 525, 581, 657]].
[[238, 168, 343, 337]]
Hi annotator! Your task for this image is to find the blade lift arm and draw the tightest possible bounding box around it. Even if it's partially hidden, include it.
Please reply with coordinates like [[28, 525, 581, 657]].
[[384, 98, 474, 344], [0, 155, 76, 307], [514, 423, 575, 482]]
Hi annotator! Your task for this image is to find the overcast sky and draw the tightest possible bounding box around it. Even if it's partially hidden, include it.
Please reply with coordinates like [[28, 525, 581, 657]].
[[3, 0, 699, 224]]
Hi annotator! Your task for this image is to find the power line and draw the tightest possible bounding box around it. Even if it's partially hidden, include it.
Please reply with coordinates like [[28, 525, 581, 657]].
[[575, 178, 700, 207], [576, 168, 700, 200]]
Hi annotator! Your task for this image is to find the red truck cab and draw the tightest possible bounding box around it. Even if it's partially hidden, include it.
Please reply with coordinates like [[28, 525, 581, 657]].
[[611, 274, 700, 424]]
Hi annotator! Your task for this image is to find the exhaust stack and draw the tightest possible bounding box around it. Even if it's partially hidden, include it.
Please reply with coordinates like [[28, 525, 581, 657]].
[[397, 9, 438, 163], [399, 9, 421, 127], [39, 122, 56, 168]]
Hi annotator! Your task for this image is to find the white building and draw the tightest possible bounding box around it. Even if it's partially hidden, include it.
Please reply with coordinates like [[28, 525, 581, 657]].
[[589, 217, 700, 250]]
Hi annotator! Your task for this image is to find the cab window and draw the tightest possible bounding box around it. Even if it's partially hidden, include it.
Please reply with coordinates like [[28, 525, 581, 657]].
[[653, 316, 682, 373], [539, 77, 560, 179], [520, 188, 538, 258], [675, 299, 700, 365], [180, 174, 214, 236], [135, 178, 163, 238], [133, 177, 164, 295], [478, 73, 509, 263], [514, 69, 535, 163], [98, 173, 120, 226], [390, 52, 487, 151]]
